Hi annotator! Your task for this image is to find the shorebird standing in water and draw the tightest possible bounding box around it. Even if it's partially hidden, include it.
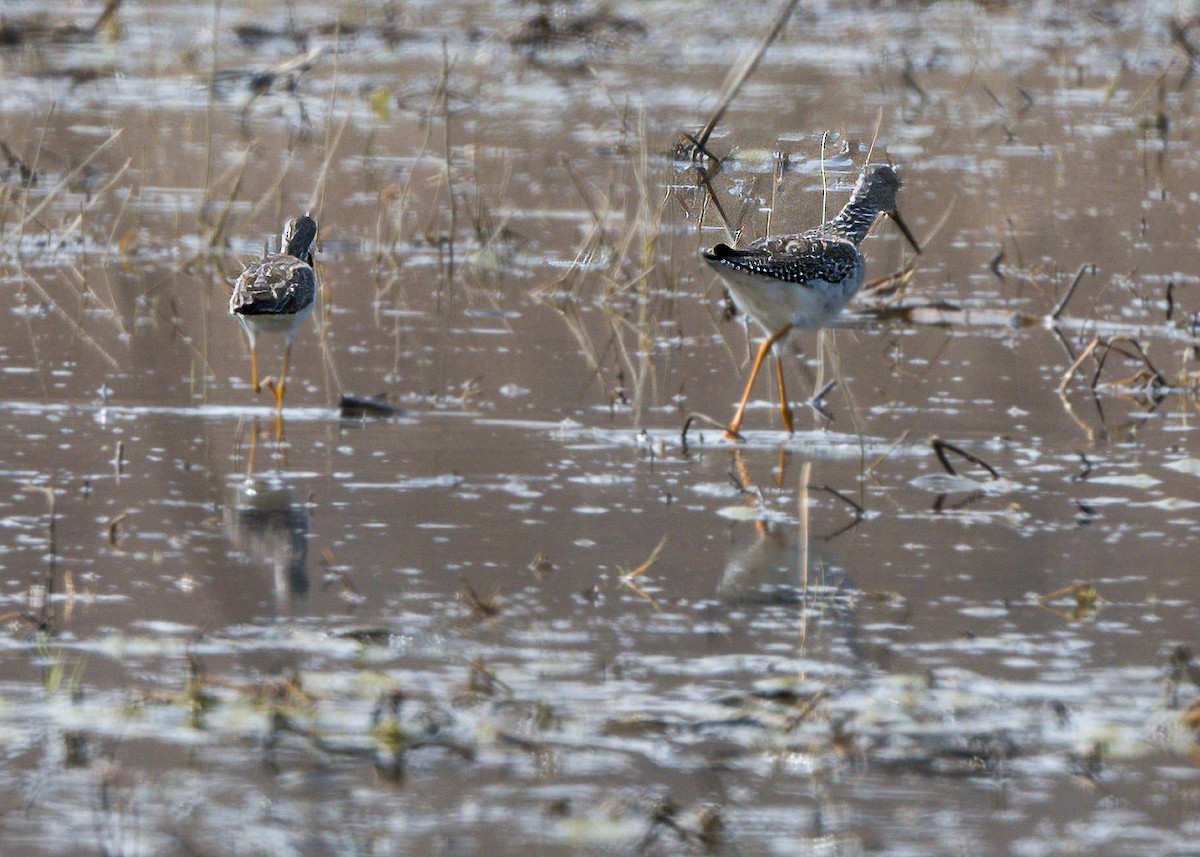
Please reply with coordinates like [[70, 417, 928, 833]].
[[702, 163, 919, 439], [230, 215, 318, 415]]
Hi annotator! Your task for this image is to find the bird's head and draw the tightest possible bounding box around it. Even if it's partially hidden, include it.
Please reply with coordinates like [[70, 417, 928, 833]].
[[282, 215, 318, 264], [855, 164, 920, 253], [852, 163, 902, 212]]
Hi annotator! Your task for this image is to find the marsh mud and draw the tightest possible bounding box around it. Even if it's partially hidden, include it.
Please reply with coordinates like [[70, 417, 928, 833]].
[[2, 1, 1200, 855]]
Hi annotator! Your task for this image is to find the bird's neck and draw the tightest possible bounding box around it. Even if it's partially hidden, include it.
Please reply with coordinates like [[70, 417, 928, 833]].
[[823, 196, 884, 247], [284, 242, 311, 264]]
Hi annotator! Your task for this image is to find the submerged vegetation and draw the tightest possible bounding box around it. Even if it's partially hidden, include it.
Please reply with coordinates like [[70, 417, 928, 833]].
[[1, 1, 1200, 855]]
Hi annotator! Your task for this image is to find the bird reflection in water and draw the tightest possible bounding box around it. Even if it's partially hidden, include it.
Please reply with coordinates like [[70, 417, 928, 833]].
[[719, 515, 853, 608], [719, 452, 855, 608], [716, 453, 899, 690], [224, 421, 311, 612]]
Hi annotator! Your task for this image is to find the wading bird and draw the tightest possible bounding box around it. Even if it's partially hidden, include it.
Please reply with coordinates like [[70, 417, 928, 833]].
[[702, 163, 919, 439], [229, 215, 318, 415]]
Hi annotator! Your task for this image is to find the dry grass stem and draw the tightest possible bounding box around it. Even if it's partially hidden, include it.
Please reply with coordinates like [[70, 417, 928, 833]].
[[1, 128, 122, 248], [621, 536, 667, 580], [691, 0, 800, 154], [1051, 263, 1094, 320]]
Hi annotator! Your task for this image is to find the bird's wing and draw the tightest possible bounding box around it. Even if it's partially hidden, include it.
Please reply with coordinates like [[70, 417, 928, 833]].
[[230, 255, 316, 316], [711, 232, 861, 286]]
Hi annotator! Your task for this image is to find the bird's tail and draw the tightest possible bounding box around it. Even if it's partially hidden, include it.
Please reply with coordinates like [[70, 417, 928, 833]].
[[702, 243, 750, 262]]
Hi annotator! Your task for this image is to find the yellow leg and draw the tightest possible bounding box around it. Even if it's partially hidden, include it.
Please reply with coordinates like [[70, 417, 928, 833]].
[[263, 345, 292, 438], [247, 419, 260, 474], [272, 344, 292, 414], [774, 447, 790, 487], [250, 345, 261, 394], [726, 323, 793, 439], [774, 353, 794, 435]]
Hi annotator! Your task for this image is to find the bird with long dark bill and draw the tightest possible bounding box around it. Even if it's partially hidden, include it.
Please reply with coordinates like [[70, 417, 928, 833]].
[[229, 215, 318, 415], [702, 163, 919, 439]]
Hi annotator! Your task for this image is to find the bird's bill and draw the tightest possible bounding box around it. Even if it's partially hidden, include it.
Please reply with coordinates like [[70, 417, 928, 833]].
[[886, 209, 922, 255]]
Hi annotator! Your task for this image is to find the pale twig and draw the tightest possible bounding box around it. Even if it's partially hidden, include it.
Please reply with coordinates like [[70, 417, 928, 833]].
[[1057, 336, 1102, 394], [14, 270, 120, 369], [50, 157, 132, 256], [620, 535, 667, 579], [618, 537, 666, 610], [1050, 263, 1093, 320], [864, 429, 910, 478], [205, 145, 251, 249], [1, 129, 123, 247], [693, 0, 801, 152]]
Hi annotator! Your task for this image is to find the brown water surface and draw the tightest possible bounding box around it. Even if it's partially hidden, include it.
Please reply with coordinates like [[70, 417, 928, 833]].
[[2, 2, 1199, 855]]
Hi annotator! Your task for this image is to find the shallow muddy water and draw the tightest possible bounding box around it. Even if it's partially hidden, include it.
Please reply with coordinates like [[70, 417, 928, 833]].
[[2, 1, 1200, 855]]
